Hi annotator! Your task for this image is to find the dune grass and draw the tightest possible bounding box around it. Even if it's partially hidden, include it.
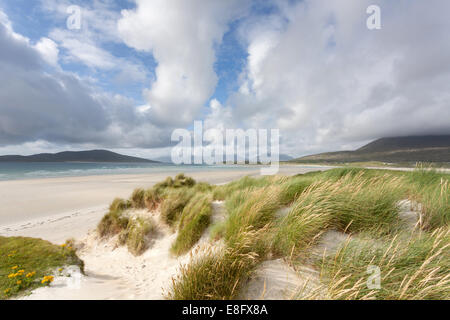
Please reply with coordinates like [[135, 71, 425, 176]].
[[274, 172, 405, 257], [171, 193, 213, 256], [326, 173, 406, 234], [99, 169, 449, 300], [273, 184, 335, 257], [417, 179, 449, 230], [278, 175, 316, 205], [98, 174, 208, 255], [168, 228, 267, 300], [0, 237, 84, 299], [223, 186, 282, 245], [97, 198, 130, 237], [315, 227, 450, 300], [118, 216, 158, 256], [407, 167, 449, 230], [98, 196, 157, 255], [212, 176, 275, 201], [160, 188, 196, 226], [130, 188, 146, 209]]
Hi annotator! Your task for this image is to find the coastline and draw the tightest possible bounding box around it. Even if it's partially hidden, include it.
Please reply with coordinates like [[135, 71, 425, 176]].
[[0, 165, 334, 243]]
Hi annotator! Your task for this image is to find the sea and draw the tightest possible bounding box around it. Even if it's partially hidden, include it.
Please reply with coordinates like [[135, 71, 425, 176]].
[[0, 162, 263, 181]]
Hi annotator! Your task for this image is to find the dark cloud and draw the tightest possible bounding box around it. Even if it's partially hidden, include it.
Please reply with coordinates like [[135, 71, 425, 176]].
[[0, 17, 169, 149]]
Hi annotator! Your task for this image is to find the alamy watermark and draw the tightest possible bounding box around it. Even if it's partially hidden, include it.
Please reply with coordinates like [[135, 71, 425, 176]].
[[66, 5, 82, 30], [171, 121, 280, 175], [367, 5, 381, 30], [366, 265, 381, 290]]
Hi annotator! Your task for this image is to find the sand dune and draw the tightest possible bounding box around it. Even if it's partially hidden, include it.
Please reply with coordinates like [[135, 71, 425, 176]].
[[1, 165, 337, 300]]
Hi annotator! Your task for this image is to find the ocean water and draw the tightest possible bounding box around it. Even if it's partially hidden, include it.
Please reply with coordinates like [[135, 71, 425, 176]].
[[0, 162, 260, 181]]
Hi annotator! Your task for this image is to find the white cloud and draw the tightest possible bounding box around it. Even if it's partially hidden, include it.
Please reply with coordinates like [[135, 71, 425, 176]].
[[34, 37, 59, 66], [118, 0, 250, 126], [223, 0, 450, 156], [0, 12, 167, 149], [41, 0, 148, 83]]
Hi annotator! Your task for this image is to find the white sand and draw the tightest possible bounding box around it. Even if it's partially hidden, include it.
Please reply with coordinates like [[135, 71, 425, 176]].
[[22, 202, 226, 300]]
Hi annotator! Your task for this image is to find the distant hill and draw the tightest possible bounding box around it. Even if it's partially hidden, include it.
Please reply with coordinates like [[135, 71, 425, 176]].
[[0, 150, 159, 163], [154, 153, 293, 164], [292, 135, 450, 164]]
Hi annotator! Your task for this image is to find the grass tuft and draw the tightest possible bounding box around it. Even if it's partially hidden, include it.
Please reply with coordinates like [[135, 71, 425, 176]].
[[315, 227, 450, 300], [119, 216, 158, 256], [97, 199, 130, 238], [167, 228, 268, 300], [171, 194, 213, 256], [130, 188, 146, 209]]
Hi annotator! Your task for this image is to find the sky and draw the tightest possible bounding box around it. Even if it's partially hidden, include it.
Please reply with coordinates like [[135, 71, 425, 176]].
[[0, 0, 449, 160]]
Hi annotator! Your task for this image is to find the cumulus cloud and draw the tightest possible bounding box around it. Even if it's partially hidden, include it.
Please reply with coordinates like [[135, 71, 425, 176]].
[[34, 37, 59, 66], [222, 0, 450, 156], [0, 13, 167, 148], [118, 0, 251, 126], [41, 0, 148, 83]]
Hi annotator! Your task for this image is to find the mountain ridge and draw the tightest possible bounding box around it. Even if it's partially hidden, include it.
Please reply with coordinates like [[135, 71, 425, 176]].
[[0, 150, 159, 163], [292, 135, 450, 163]]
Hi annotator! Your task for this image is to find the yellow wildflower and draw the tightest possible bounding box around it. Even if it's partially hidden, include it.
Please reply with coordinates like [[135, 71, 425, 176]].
[[8, 273, 16, 279], [41, 275, 54, 284], [26, 272, 36, 278], [11, 266, 18, 270], [18, 269, 25, 274], [4, 288, 11, 294], [16, 280, 22, 285], [61, 244, 67, 248]]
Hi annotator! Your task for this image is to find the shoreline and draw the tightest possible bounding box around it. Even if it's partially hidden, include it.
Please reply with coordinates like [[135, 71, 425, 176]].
[[0, 165, 334, 243], [2, 164, 442, 244]]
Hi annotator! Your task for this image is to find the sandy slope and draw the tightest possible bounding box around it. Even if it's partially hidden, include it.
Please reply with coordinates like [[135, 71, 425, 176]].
[[22, 204, 225, 300]]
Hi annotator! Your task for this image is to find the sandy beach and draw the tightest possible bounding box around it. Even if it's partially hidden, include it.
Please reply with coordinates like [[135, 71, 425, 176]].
[[0, 165, 332, 243]]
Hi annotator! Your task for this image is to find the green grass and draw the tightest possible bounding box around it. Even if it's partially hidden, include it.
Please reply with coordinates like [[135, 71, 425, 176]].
[[171, 193, 213, 256], [278, 175, 316, 205], [160, 188, 196, 226], [118, 216, 158, 256], [130, 188, 146, 209], [144, 187, 163, 210], [0, 237, 84, 299], [98, 196, 158, 255], [212, 176, 275, 201], [407, 167, 449, 230], [315, 227, 450, 300], [416, 180, 449, 230], [97, 198, 130, 237], [328, 173, 406, 234], [167, 228, 267, 300], [223, 186, 282, 245], [273, 184, 335, 257]]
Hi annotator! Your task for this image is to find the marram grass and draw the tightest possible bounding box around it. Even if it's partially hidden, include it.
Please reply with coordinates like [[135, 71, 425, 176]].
[[313, 227, 450, 300], [167, 227, 268, 300], [98, 170, 449, 300], [171, 193, 213, 256]]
